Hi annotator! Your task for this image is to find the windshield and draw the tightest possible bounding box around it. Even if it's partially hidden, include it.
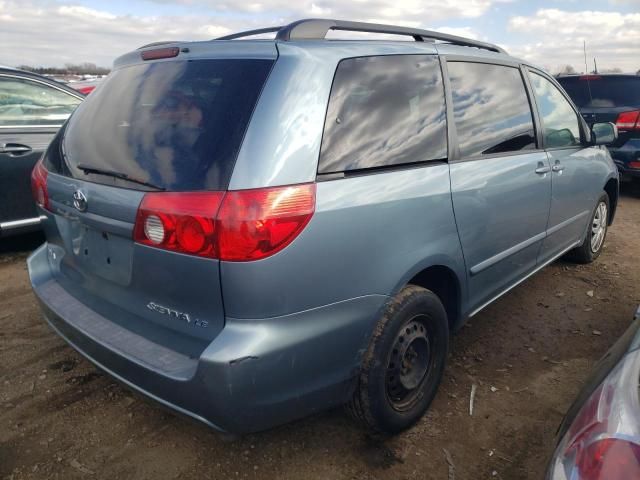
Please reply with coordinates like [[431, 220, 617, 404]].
[[59, 59, 273, 191], [558, 76, 640, 109]]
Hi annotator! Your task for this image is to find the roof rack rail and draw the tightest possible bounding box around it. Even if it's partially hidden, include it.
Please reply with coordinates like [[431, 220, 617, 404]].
[[217, 27, 283, 41], [216, 19, 506, 54]]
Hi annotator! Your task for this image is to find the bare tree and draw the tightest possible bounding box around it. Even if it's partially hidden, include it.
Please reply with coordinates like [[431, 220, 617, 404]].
[[556, 64, 576, 75], [599, 67, 623, 74]]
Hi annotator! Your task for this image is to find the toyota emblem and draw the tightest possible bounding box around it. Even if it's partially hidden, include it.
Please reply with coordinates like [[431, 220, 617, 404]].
[[72, 190, 88, 212]]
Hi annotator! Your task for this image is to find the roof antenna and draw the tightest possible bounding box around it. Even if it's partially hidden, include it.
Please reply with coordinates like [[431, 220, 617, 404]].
[[583, 40, 593, 107], [593, 58, 598, 74]]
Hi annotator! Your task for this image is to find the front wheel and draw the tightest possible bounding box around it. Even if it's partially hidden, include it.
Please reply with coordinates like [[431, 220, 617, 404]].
[[347, 285, 449, 434], [567, 192, 610, 264]]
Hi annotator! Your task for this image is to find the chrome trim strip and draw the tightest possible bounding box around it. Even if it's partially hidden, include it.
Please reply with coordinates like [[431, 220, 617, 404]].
[[0, 217, 42, 230], [468, 239, 582, 318], [0, 125, 63, 129], [470, 231, 546, 276], [470, 210, 590, 276], [546, 210, 589, 236]]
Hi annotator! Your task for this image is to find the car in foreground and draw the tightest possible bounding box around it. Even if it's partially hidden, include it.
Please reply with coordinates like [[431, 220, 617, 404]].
[[28, 19, 620, 434], [557, 74, 640, 182], [0, 66, 83, 237], [547, 305, 640, 479]]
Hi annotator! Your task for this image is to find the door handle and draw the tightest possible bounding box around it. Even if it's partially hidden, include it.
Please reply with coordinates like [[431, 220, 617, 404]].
[[552, 163, 564, 173], [535, 163, 551, 174], [0, 143, 32, 155]]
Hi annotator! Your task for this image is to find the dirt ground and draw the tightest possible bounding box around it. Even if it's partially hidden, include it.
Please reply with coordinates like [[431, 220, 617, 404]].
[[1, 182, 639, 480]]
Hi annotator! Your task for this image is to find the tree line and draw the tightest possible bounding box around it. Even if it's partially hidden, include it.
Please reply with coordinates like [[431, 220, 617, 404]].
[[17, 63, 110, 76], [555, 64, 639, 75]]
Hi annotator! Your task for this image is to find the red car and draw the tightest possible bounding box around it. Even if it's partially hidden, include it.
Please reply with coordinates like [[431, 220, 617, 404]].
[[68, 78, 102, 95]]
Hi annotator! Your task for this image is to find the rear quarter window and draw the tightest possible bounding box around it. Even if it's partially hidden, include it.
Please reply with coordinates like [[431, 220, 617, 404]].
[[57, 59, 273, 191], [318, 55, 447, 174], [447, 62, 536, 158]]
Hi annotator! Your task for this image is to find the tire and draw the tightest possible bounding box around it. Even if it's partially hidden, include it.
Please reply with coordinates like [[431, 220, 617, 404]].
[[567, 192, 610, 264], [347, 285, 449, 434]]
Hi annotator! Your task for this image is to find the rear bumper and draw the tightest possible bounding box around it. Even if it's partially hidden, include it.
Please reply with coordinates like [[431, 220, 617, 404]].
[[28, 244, 386, 433], [610, 139, 640, 178]]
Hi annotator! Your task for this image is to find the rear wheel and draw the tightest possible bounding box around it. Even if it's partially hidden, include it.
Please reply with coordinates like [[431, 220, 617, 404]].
[[567, 192, 610, 264], [347, 285, 449, 434]]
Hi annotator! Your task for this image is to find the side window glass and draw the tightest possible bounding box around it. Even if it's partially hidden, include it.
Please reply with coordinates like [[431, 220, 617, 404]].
[[0, 76, 81, 127], [319, 55, 447, 174], [529, 72, 582, 149], [448, 62, 536, 158]]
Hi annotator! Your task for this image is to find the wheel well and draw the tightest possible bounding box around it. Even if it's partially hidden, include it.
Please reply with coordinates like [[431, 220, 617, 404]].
[[604, 178, 618, 225], [408, 266, 460, 330]]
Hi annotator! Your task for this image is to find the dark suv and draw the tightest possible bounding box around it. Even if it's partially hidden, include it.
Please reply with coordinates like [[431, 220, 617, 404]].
[[28, 19, 619, 434], [558, 74, 640, 181]]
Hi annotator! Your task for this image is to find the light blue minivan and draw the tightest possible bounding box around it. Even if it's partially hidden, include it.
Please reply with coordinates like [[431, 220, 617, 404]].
[[28, 19, 619, 434]]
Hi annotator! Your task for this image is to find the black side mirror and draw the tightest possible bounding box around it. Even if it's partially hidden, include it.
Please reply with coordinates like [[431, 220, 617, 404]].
[[592, 122, 618, 146]]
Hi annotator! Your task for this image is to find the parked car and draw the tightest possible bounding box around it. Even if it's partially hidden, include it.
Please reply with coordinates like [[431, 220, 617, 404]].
[[27, 19, 620, 434], [557, 74, 640, 182], [0, 66, 83, 237], [68, 78, 103, 95], [547, 305, 640, 479]]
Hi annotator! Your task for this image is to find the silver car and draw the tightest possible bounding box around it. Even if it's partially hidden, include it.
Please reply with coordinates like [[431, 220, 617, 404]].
[[28, 19, 619, 434]]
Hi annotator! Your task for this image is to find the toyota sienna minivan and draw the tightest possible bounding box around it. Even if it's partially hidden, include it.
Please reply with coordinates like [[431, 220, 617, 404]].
[[28, 19, 620, 434]]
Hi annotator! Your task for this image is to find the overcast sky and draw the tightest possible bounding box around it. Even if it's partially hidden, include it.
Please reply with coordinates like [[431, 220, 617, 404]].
[[1, 0, 639, 72]]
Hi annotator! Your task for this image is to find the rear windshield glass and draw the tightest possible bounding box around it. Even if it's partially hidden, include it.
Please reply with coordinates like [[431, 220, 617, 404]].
[[59, 59, 273, 191], [558, 76, 640, 109]]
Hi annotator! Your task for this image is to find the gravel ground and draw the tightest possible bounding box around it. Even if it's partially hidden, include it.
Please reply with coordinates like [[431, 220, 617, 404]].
[[1, 181, 639, 480]]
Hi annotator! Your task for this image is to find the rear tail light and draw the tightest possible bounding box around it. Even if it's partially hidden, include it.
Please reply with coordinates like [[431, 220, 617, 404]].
[[133, 184, 316, 261], [134, 192, 224, 258], [576, 438, 640, 479], [629, 161, 640, 170], [216, 184, 316, 261], [616, 110, 640, 131], [30, 158, 50, 211], [548, 349, 640, 479]]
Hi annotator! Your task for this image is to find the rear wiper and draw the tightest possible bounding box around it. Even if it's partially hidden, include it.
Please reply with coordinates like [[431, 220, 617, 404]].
[[76, 164, 165, 191]]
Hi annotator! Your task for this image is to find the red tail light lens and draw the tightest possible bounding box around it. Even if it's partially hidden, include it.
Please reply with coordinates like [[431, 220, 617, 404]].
[[30, 158, 50, 211], [133, 192, 224, 258], [577, 439, 640, 479], [549, 348, 640, 480], [616, 110, 640, 131], [565, 384, 609, 450], [133, 184, 316, 261], [217, 184, 316, 261]]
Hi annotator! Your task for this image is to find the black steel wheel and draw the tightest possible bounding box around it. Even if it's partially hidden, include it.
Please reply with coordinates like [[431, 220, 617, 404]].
[[385, 316, 434, 411], [347, 285, 449, 434]]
